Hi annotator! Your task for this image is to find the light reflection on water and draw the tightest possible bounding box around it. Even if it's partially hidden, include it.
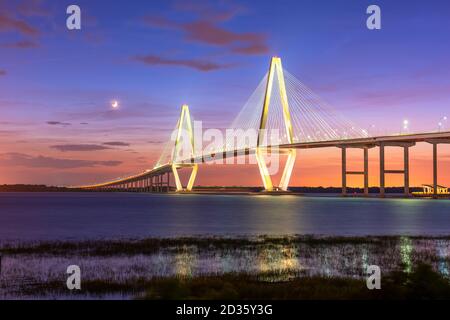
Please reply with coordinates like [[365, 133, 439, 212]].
[[1, 236, 450, 298], [400, 236, 413, 273], [437, 240, 449, 277], [1, 193, 450, 241], [157, 237, 450, 281], [257, 245, 301, 281], [173, 246, 196, 278]]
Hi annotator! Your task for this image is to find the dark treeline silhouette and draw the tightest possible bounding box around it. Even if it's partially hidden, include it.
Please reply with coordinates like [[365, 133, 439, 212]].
[[0, 184, 422, 194], [289, 186, 422, 194], [0, 184, 70, 192]]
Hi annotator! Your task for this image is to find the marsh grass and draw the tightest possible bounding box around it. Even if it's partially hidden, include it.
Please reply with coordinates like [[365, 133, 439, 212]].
[[140, 264, 450, 300], [2, 235, 447, 256], [17, 265, 450, 300], [1, 236, 449, 299]]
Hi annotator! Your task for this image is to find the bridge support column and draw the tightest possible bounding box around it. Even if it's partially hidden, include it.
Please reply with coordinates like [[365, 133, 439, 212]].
[[378, 142, 414, 197], [171, 164, 198, 192], [433, 143, 438, 198], [279, 149, 297, 191], [380, 144, 385, 197], [364, 147, 369, 196], [255, 148, 297, 192], [255, 148, 274, 191], [341, 147, 347, 195], [166, 172, 170, 192], [424, 138, 450, 198], [404, 146, 410, 196], [340, 145, 372, 196]]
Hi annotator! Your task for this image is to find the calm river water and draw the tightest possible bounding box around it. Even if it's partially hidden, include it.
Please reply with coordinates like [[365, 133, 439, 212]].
[[0, 192, 450, 241]]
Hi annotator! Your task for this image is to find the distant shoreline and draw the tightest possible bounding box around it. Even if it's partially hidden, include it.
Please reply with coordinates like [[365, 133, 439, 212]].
[[0, 184, 423, 194]]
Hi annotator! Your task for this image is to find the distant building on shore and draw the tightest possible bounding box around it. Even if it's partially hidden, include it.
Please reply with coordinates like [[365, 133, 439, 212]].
[[413, 184, 449, 195]]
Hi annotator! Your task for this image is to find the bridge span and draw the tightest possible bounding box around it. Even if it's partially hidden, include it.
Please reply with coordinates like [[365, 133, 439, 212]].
[[74, 130, 450, 198], [72, 57, 450, 198]]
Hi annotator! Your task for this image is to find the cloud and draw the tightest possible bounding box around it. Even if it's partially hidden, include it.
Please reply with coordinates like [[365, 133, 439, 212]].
[[103, 141, 130, 147], [143, 4, 268, 56], [1, 40, 39, 48], [46, 121, 71, 126], [136, 156, 148, 163], [0, 153, 122, 169], [134, 55, 232, 71], [0, 13, 39, 36], [0, 70, 6, 76], [172, 0, 244, 23], [143, 16, 176, 29], [355, 85, 450, 107], [183, 20, 265, 47], [51, 144, 111, 152], [231, 42, 269, 55], [17, 0, 51, 17]]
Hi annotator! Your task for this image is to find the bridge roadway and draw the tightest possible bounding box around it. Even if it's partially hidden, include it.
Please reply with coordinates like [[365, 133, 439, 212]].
[[74, 131, 450, 197]]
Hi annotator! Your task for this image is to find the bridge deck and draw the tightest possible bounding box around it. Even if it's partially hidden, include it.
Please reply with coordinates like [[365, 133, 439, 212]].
[[74, 131, 450, 189]]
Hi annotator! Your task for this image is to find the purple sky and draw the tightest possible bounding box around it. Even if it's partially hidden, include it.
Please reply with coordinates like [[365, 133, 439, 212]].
[[0, 0, 449, 186]]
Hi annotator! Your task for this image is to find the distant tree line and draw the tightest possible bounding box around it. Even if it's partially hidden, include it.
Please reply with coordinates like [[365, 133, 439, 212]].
[[0, 184, 70, 192], [0, 184, 422, 193]]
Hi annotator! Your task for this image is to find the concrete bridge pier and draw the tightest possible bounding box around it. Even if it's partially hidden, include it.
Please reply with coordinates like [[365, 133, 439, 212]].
[[425, 139, 450, 198], [340, 145, 373, 197], [378, 142, 415, 197], [166, 172, 170, 192]]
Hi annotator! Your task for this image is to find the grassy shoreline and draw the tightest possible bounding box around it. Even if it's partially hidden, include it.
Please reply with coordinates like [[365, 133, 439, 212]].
[[8, 265, 450, 300], [1, 235, 449, 299], [2, 235, 450, 255]]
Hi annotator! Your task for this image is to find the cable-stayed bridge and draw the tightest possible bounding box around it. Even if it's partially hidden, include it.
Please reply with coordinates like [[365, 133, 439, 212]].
[[74, 57, 450, 197]]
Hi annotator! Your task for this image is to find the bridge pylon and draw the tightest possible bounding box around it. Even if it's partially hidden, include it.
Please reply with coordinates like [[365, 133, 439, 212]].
[[256, 57, 297, 191], [171, 104, 198, 192]]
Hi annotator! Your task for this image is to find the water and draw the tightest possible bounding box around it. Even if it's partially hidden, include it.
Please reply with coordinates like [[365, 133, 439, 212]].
[[1, 192, 450, 241]]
